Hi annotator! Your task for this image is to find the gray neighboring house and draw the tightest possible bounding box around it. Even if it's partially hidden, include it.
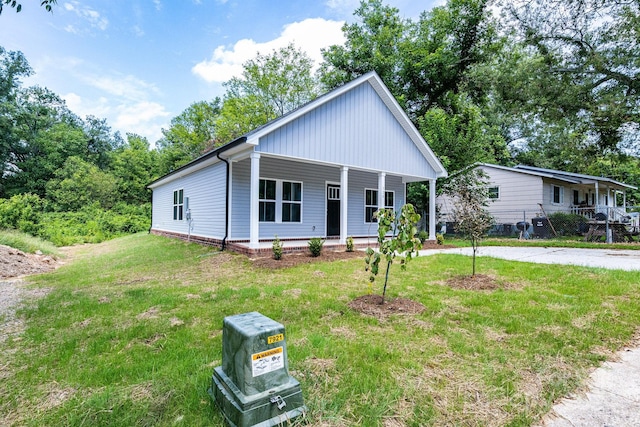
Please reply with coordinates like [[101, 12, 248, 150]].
[[148, 72, 448, 255], [437, 163, 638, 227]]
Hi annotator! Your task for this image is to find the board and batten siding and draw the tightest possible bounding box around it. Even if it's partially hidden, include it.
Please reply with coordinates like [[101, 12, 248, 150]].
[[151, 161, 227, 238], [230, 156, 406, 240], [257, 82, 437, 180]]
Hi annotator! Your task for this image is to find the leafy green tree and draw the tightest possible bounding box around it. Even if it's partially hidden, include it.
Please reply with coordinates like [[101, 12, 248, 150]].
[[46, 156, 118, 211], [111, 133, 159, 205], [213, 95, 272, 145], [319, 0, 408, 98], [443, 169, 493, 276], [502, 0, 640, 155], [0, 46, 32, 194], [83, 115, 123, 170], [5, 121, 86, 197], [156, 99, 221, 173], [215, 43, 318, 144], [0, 0, 56, 14], [401, 0, 500, 117]]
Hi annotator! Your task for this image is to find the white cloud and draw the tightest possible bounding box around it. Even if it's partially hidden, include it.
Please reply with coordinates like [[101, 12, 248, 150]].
[[63, 1, 109, 31], [81, 73, 162, 101], [64, 92, 169, 143], [192, 18, 345, 83], [325, 0, 360, 17]]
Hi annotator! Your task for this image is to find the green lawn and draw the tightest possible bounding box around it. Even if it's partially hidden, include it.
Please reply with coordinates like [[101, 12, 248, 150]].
[[2, 233, 640, 426]]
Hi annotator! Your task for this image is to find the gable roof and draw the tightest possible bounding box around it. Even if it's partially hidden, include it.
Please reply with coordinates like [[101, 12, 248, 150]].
[[474, 163, 636, 190], [149, 72, 446, 188]]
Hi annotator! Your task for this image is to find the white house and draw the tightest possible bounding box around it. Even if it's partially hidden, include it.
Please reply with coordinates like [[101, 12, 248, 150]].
[[437, 163, 637, 231], [148, 72, 448, 255]]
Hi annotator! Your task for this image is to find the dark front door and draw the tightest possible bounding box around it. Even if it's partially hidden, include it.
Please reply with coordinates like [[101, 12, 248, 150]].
[[327, 184, 340, 237]]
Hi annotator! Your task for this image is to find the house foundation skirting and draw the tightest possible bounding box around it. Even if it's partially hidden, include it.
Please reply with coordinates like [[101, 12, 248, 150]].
[[150, 229, 377, 256]]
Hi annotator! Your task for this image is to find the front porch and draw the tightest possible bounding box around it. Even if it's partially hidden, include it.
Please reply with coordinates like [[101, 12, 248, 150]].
[[226, 236, 380, 257]]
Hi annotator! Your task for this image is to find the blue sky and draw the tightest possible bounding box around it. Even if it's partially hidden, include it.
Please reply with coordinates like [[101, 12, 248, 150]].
[[0, 0, 441, 144]]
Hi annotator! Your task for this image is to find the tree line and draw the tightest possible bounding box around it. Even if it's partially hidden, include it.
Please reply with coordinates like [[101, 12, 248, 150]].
[[1, 0, 639, 245]]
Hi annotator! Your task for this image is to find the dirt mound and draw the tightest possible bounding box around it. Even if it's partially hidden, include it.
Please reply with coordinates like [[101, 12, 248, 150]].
[[0, 245, 59, 280]]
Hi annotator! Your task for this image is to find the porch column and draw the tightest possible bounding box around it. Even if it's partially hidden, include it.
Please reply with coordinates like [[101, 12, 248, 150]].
[[595, 181, 599, 211], [429, 178, 436, 241], [378, 172, 386, 212], [340, 166, 349, 244], [249, 152, 260, 249]]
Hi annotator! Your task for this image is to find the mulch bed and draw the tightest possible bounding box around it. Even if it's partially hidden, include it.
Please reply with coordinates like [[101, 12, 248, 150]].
[[348, 294, 426, 318]]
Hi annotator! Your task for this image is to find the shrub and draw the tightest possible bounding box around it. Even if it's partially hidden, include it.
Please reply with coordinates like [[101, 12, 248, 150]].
[[0, 193, 44, 235], [346, 236, 354, 252], [308, 237, 324, 257], [417, 230, 429, 243], [436, 233, 444, 245], [548, 212, 588, 236], [272, 235, 283, 260]]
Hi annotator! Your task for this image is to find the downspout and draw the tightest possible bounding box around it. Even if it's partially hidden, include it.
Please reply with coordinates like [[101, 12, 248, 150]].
[[217, 152, 230, 251]]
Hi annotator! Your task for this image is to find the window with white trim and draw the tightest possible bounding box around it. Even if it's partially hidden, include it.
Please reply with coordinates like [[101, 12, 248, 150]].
[[173, 189, 184, 221], [552, 185, 564, 204], [259, 179, 276, 222], [365, 189, 394, 223], [488, 186, 500, 200], [259, 179, 303, 223], [282, 181, 302, 222]]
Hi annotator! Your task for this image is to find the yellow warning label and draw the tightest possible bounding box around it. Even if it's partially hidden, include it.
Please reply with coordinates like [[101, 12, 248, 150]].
[[267, 333, 284, 344], [252, 346, 283, 361], [251, 346, 285, 377]]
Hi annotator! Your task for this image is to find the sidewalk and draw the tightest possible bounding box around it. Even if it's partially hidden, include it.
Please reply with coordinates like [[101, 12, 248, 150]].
[[419, 246, 640, 426]]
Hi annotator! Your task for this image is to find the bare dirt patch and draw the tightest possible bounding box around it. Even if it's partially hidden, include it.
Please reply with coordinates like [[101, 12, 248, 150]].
[[0, 245, 59, 280], [348, 294, 426, 318], [446, 274, 505, 291]]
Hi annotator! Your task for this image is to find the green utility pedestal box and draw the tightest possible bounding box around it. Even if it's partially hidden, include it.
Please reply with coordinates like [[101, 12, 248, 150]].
[[209, 312, 306, 427]]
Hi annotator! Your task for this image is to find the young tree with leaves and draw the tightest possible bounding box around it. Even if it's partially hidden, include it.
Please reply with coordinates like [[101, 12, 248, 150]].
[[364, 204, 422, 304], [443, 169, 494, 276]]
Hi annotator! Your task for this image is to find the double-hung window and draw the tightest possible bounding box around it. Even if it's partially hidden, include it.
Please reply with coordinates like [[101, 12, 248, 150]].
[[488, 186, 500, 200], [282, 181, 302, 222], [173, 189, 184, 221], [365, 189, 394, 223], [259, 179, 276, 222], [552, 185, 564, 204], [259, 179, 302, 223]]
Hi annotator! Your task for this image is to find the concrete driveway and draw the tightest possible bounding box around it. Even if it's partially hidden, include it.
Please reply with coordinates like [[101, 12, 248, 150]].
[[419, 245, 640, 426], [419, 246, 640, 271]]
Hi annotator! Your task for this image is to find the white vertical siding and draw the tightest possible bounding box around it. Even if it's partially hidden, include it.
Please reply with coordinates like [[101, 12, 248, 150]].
[[258, 83, 438, 180]]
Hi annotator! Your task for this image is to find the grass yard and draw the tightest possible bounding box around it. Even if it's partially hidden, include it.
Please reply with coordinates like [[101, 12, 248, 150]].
[[2, 233, 640, 426]]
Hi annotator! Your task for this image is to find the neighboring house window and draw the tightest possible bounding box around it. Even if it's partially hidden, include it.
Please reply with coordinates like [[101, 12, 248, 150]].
[[259, 179, 303, 223], [552, 185, 564, 204], [259, 179, 276, 222], [488, 186, 500, 200], [365, 189, 394, 223], [282, 181, 302, 222], [173, 189, 184, 221]]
